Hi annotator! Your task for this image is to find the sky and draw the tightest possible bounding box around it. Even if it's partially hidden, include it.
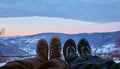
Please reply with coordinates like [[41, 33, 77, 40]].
[[0, 17, 120, 36], [0, 0, 120, 36]]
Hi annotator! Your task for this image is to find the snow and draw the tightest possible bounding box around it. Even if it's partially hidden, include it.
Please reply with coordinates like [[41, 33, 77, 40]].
[[25, 38, 38, 44], [10, 40, 16, 43], [20, 47, 36, 54], [1, 42, 8, 45], [1, 32, 120, 67], [0, 62, 6, 67], [113, 58, 120, 63], [94, 44, 116, 54]]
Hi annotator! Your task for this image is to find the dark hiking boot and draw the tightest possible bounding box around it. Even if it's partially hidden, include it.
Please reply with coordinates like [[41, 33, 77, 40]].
[[77, 38, 92, 59], [36, 39, 48, 61], [50, 36, 61, 59], [63, 39, 76, 61]]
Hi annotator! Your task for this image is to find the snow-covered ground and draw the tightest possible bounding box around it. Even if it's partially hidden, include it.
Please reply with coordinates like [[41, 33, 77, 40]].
[[1, 32, 120, 67], [113, 58, 120, 63], [93, 44, 115, 53], [0, 62, 6, 67]]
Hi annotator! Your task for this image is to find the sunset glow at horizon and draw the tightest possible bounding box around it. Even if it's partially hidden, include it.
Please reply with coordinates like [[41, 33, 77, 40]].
[[0, 16, 120, 36]]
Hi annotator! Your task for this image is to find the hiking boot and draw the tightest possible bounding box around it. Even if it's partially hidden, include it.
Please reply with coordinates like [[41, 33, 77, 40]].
[[63, 39, 76, 61], [50, 36, 61, 59], [36, 39, 48, 61], [77, 38, 92, 58]]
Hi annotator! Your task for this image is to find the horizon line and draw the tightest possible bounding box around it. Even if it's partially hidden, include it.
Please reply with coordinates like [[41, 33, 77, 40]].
[[1, 31, 120, 37]]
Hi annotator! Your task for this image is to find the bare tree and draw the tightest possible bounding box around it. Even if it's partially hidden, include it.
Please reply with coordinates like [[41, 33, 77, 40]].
[[0, 27, 5, 36]]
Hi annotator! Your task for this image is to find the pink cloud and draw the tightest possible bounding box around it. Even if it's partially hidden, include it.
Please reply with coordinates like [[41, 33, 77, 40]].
[[0, 16, 120, 36]]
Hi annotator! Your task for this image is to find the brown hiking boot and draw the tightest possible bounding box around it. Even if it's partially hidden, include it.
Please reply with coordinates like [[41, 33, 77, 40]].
[[36, 39, 48, 61], [50, 36, 61, 59]]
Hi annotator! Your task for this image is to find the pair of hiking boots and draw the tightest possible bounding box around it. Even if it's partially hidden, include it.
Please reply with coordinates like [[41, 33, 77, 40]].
[[36, 36, 61, 60], [63, 38, 92, 60], [36, 36, 91, 61]]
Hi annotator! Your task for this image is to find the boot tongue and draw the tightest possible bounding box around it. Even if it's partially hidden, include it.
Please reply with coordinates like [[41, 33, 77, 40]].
[[82, 46, 91, 58], [68, 46, 76, 56]]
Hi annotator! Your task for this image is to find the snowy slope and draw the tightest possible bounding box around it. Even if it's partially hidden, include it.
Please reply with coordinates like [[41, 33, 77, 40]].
[[0, 62, 6, 67], [0, 31, 120, 55], [0, 31, 120, 64]]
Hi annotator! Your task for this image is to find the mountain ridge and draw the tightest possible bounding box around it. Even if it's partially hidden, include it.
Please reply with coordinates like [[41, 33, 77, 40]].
[[0, 31, 120, 55]]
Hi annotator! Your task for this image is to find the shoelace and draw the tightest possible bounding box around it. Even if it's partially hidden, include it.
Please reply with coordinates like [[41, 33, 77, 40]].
[[39, 47, 47, 57], [50, 44, 61, 58], [66, 46, 76, 57]]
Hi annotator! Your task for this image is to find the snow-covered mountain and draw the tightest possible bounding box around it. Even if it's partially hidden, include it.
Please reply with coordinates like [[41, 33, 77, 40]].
[[0, 31, 120, 55]]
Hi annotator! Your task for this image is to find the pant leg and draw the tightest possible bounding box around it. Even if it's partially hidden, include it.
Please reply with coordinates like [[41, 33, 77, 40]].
[[90, 56, 120, 69], [68, 55, 120, 69], [35, 58, 70, 69], [111, 63, 120, 69], [0, 57, 46, 69], [67, 54, 114, 69], [66, 54, 87, 69]]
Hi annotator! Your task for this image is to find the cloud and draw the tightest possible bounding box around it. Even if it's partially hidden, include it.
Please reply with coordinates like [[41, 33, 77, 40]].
[[0, 16, 120, 36], [0, 0, 120, 22]]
